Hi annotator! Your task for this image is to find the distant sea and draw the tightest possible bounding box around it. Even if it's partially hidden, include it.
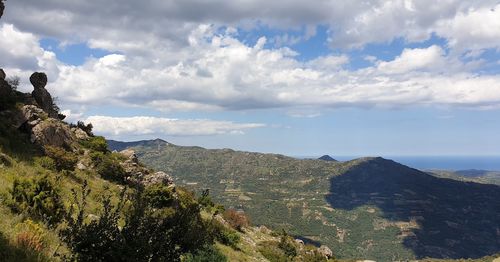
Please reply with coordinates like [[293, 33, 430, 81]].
[[302, 156, 500, 171]]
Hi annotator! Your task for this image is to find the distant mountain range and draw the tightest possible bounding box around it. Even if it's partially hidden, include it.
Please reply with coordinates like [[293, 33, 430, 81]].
[[108, 139, 500, 261]]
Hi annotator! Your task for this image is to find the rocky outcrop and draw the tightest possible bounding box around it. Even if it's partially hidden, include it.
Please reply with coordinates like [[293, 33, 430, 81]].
[[31, 118, 75, 149], [71, 127, 90, 140], [141, 171, 174, 187], [119, 149, 174, 187], [30, 72, 58, 118], [318, 245, 333, 258], [0, 69, 13, 109]]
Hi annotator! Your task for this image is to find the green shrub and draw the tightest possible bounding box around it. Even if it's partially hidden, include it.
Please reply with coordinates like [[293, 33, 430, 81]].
[[143, 184, 174, 208], [44, 146, 77, 171], [217, 227, 240, 249], [7, 176, 64, 225], [198, 189, 214, 208], [33, 156, 56, 171], [61, 183, 216, 262], [184, 245, 227, 262], [94, 154, 126, 182], [80, 136, 107, 153], [258, 241, 288, 262], [278, 231, 297, 258]]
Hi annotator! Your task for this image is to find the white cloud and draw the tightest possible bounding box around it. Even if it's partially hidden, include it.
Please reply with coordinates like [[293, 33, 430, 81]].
[[377, 45, 445, 74], [435, 4, 500, 52], [85, 116, 265, 137], [2, 23, 500, 113]]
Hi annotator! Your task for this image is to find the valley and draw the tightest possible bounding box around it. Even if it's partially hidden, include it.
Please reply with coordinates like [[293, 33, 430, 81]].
[[109, 139, 500, 261]]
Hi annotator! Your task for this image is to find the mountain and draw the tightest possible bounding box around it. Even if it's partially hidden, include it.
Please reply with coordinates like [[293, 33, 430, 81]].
[[318, 155, 336, 161], [110, 139, 500, 261]]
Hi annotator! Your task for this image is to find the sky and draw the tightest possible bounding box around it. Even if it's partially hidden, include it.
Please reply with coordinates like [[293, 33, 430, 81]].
[[1, 0, 500, 156]]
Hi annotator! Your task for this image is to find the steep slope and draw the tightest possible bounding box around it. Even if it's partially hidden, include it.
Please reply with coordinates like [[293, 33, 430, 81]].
[[111, 139, 500, 261]]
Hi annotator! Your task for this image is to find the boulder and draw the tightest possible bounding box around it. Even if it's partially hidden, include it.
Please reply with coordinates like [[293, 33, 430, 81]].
[[71, 127, 90, 140], [18, 105, 47, 128], [120, 149, 138, 163], [30, 118, 75, 149], [30, 72, 48, 89], [318, 245, 333, 258], [30, 72, 58, 118], [0, 69, 11, 107], [141, 171, 174, 187]]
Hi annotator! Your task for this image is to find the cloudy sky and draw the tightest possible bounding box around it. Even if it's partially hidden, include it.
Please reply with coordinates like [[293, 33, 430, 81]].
[[2, 0, 500, 156]]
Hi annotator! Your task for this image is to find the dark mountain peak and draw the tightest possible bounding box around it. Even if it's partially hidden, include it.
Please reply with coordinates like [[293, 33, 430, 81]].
[[318, 155, 336, 161]]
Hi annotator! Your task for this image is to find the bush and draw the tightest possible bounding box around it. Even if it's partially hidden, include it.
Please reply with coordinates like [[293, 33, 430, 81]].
[[198, 189, 214, 208], [94, 154, 126, 182], [7, 176, 65, 225], [44, 146, 77, 171], [143, 184, 174, 209], [223, 209, 249, 231], [61, 182, 216, 262], [80, 136, 107, 152], [33, 156, 56, 171], [15, 220, 46, 253], [215, 226, 240, 249], [184, 245, 227, 262], [278, 231, 297, 258], [258, 241, 288, 262]]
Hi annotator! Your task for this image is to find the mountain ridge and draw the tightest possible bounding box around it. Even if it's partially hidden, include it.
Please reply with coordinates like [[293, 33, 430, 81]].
[[108, 139, 500, 260]]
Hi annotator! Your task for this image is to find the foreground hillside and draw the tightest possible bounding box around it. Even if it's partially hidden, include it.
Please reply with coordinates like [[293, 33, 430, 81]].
[[110, 139, 500, 261]]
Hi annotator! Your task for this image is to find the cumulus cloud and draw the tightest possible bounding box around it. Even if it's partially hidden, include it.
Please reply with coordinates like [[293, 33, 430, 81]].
[[1, 1, 500, 114], [85, 116, 265, 137]]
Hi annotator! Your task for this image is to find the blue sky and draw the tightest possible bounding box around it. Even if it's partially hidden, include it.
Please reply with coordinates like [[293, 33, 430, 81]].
[[2, 0, 500, 156]]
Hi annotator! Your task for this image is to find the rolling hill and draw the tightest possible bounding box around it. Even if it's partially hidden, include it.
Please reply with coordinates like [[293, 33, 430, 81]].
[[108, 139, 500, 261]]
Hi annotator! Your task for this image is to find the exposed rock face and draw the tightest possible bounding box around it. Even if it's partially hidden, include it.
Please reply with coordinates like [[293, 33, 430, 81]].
[[30, 72, 58, 118], [71, 127, 90, 140], [318, 245, 333, 258], [0, 69, 12, 107], [18, 105, 47, 129], [31, 118, 75, 149], [141, 171, 174, 187], [119, 149, 175, 187]]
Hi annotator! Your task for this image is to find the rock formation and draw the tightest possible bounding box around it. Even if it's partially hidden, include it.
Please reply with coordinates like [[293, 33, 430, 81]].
[[119, 149, 175, 187], [318, 245, 333, 258], [0, 69, 13, 109], [30, 72, 58, 118]]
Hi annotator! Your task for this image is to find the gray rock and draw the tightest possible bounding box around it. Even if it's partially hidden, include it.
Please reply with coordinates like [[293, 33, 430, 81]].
[[30, 72, 47, 89], [71, 127, 90, 140], [318, 245, 333, 258], [141, 171, 174, 187], [31, 118, 75, 148], [30, 72, 58, 118], [0, 69, 5, 80], [120, 149, 138, 163]]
